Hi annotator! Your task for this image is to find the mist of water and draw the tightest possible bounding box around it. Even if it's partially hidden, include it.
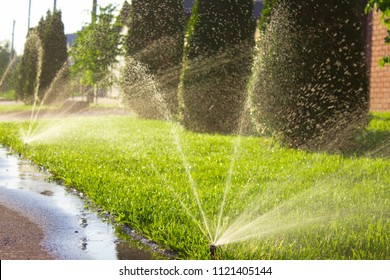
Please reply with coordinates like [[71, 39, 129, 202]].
[[22, 60, 73, 144], [121, 55, 215, 241], [24, 32, 45, 143]]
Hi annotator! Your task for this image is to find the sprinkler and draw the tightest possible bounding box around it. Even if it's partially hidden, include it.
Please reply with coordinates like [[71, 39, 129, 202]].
[[209, 244, 217, 259]]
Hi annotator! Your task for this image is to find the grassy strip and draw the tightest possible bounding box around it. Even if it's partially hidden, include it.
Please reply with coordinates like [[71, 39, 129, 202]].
[[0, 90, 16, 101], [0, 101, 123, 115], [0, 113, 389, 259], [0, 103, 36, 113]]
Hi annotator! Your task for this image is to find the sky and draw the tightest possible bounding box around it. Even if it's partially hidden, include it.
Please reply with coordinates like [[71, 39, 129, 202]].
[[0, 0, 126, 54]]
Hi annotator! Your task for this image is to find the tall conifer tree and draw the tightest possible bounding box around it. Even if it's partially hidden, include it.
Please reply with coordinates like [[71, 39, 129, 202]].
[[39, 10, 69, 103], [123, 0, 185, 118], [253, 0, 369, 150], [16, 11, 68, 104], [15, 29, 40, 103], [181, 0, 256, 134]]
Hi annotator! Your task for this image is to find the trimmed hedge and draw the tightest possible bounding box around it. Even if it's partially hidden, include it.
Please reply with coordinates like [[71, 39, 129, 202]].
[[180, 0, 256, 134], [123, 0, 185, 119], [253, 0, 370, 150]]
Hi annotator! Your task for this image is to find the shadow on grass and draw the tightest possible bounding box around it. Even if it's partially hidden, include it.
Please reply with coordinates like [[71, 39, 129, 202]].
[[343, 114, 390, 159]]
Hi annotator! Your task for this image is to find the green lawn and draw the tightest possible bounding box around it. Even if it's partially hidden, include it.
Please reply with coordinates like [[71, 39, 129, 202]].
[[0, 90, 16, 101], [0, 112, 389, 259], [0, 103, 35, 113]]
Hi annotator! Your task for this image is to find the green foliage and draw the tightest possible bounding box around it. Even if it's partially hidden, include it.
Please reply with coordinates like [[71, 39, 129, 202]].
[[366, 0, 390, 66], [0, 113, 389, 259], [181, 0, 256, 134], [15, 30, 41, 103], [70, 5, 122, 89], [0, 103, 46, 113], [0, 90, 16, 101], [38, 11, 69, 104], [0, 41, 18, 94], [379, 56, 390, 66], [122, 0, 185, 119], [258, 0, 278, 32], [118, 0, 132, 28], [253, 0, 370, 151], [125, 0, 184, 60], [15, 11, 68, 104], [185, 0, 256, 59], [0, 41, 12, 78]]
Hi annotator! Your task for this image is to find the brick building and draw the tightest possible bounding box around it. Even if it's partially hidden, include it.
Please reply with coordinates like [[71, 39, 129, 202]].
[[367, 11, 390, 111]]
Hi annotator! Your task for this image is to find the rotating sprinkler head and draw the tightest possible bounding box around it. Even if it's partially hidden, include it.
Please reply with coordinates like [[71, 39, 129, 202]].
[[23, 137, 29, 146], [209, 244, 217, 259]]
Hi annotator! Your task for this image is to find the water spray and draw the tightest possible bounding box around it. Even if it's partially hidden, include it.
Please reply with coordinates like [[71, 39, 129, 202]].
[[209, 244, 217, 259]]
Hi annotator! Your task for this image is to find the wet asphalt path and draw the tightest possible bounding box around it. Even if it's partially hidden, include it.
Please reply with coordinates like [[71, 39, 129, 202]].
[[0, 147, 152, 260]]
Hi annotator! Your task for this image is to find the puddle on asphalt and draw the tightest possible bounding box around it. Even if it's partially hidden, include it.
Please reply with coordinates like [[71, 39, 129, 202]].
[[0, 146, 168, 260]]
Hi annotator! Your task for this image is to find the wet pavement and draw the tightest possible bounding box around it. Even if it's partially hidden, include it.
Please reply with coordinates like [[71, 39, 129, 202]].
[[0, 146, 156, 260]]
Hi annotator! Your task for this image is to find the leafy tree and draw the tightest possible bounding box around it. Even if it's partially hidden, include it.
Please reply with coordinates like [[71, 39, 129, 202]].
[[122, 0, 185, 119], [70, 4, 122, 102], [259, 0, 281, 32], [366, 0, 390, 66], [180, 0, 256, 133], [253, 0, 370, 151]]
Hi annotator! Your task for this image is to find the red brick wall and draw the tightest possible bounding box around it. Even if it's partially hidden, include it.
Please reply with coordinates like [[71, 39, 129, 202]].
[[368, 11, 390, 111]]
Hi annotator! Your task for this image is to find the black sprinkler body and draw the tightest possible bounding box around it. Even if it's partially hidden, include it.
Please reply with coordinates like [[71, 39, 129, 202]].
[[209, 244, 217, 259]]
